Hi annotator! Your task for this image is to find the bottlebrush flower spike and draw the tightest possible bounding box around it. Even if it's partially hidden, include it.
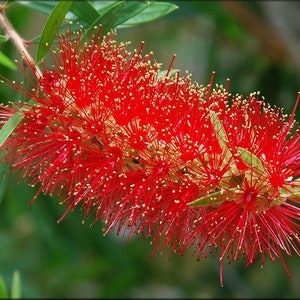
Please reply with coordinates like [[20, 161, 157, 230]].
[[0, 24, 300, 285], [189, 92, 300, 286]]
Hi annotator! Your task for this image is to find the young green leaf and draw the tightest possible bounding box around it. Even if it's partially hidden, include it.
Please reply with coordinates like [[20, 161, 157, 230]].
[[0, 51, 16, 70], [209, 110, 232, 163], [11, 270, 21, 299], [188, 188, 232, 207], [157, 69, 179, 79], [0, 111, 23, 147], [36, 0, 73, 63], [236, 147, 266, 174]]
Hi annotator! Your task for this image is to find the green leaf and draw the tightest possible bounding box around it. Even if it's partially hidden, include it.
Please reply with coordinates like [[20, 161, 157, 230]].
[[0, 276, 8, 299], [80, 1, 125, 42], [236, 147, 266, 174], [209, 110, 232, 163], [210, 111, 227, 149], [0, 111, 23, 147], [0, 35, 9, 43], [36, 0, 73, 63], [92, 1, 121, 14], [70, 0, 100, 25], [113, 1, 150, 27], [0, 51, 16, 70], [188, 188, 231, 207], [157, 69, 180, 79], [11, 270, 21, 299], [120, 1, 178, 26]]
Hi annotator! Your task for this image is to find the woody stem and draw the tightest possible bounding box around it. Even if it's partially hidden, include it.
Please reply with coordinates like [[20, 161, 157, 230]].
[[0, 6, 42, 79]]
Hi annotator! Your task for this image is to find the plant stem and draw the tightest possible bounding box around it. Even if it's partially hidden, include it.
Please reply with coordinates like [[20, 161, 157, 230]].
[[0, 7, 42, 79]]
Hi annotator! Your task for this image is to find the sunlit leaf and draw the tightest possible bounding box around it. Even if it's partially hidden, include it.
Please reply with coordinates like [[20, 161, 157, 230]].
[[280, 178, 300, 200], [0, 111, 23, 147], [0, 51, 16, 70], [11, 270, 21, 299], [188, 188, 232, 207], [157, 69, 179, 78], [236, 147, 265, 174], [36, 0, 73, 63], [209, 110, 232, 163]]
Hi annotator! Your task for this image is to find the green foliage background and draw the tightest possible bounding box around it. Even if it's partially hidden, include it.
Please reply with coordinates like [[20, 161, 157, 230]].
[[0, 1, 299, 298]]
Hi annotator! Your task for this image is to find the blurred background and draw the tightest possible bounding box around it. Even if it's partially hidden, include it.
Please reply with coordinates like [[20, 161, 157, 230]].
[[0, 1, 300, 298]]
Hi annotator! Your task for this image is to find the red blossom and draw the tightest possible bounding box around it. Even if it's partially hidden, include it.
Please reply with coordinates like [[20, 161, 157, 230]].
[[0, 25, 300, 285]]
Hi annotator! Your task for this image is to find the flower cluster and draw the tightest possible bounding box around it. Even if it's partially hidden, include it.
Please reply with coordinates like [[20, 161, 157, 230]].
[[1, 25, 300, 285]]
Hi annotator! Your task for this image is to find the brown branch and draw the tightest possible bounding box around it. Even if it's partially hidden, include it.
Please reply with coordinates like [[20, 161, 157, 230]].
[[0, 7, 42, 79]]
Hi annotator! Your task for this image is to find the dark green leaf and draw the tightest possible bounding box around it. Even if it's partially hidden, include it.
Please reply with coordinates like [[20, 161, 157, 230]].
[[0, 51, 16, 70], [0, 163, 8, 206], [113, 1, 149, 27], [120, 1, 178, 26], [0, 276, 8, 299], [81, 1, 124, 42], [36, 0, 73, 63], [0, 35, 9, 43], [70, 0, 100, 25], [91, 1, 120, 14]]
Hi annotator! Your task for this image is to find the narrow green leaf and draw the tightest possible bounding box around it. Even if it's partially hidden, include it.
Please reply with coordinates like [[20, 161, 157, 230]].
[[70, 0, 100, 25], [0, 35, 9, 43], [36, 0, 73, 63], [113, 1, 149, 27], [209, 110, 232, 163], [210, 111, 227, 149], [11, 270, 21, 299], [188, 188, 231, 207], [0, 276, 8, 299], [0, 111, 23, 147], [80, 1, 124, 42], [157, 69, 179, 79], [236, 147, 266, 174], [92, 1, 121, 14], [0, 51, 16, 70], [121, 2, 178, 26]]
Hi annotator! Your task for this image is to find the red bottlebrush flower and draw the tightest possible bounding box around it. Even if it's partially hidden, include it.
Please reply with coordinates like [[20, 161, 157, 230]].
[[0, 24, 300, 285], [188, 93, 300, 286]]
